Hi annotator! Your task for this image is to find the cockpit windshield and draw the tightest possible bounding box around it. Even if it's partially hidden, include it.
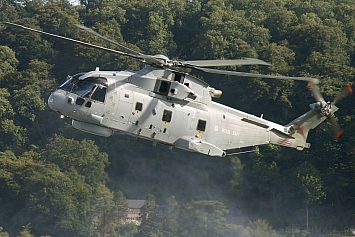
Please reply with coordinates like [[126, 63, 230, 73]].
[[60, 74, 108, 102]]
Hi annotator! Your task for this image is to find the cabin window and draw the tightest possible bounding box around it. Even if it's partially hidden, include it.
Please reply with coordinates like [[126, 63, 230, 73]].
[[197, 119, 206, 132], [135, 102, 143, 111], [162, 110, 172, 123]]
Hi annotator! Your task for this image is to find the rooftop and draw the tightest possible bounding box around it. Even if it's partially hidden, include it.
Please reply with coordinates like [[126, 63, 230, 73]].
[[127, 200, 145, 209]]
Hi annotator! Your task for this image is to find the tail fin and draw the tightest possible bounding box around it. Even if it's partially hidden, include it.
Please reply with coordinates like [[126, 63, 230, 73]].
[[268, 103, 336, 150], [286, 105, 333, 149], [269, 82, 352, 150]]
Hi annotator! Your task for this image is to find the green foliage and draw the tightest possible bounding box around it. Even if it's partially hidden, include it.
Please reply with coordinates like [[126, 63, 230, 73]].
[[41, 135, 109, 188], [137, 193, 163, 237], [0, 227, 9, 237], [118, 223, 138, 237], [118, 0, 178, 55], [247, 219, 278, 237], [0, 18, 55, 69], [16, 224, 34, 237], [0, 150, 92, 236], [94, 184, 126, 237], [287, 162, 325, 205], [178, 200, 229, 237], [0, 45, 18, 80], [228, 155, 244, 190], [0, 88, 15, 119], [0, 118, 27, 151]]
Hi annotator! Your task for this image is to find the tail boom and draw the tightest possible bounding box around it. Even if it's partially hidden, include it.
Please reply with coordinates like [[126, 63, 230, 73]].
[[269, 105, 333, 150]]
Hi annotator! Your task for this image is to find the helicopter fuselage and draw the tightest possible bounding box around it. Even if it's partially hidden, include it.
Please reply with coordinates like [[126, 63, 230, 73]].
[[48, 66, 320, 157]]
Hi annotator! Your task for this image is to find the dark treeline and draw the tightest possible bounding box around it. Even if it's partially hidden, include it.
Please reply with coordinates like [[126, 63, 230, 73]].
[[1, 0, 355, 236]]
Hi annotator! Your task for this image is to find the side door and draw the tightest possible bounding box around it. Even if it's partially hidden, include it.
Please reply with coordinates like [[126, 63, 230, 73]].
[[130, 94, 145, 126], [102, 86, 118, 128], [114, 88, 134, 125]]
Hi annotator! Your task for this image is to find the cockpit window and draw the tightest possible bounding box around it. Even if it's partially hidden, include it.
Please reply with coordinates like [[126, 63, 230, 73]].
[[91, 86, 107, 102], [72, 81, 96, 97], [60, 73, 86, 91], [60, 76, 108, 103]]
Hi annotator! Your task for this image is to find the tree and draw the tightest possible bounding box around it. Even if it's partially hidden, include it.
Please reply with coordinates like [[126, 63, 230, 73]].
[[0, 1, 20, 22], [0, 88, 27, 152], [137, 193, 163, 237], [190, 0, 269, 60], [288, 23, 347, 64], [0, 18, 55, 70], [118, 0, 177, 56], [93, 186, 128, 237], [286, 162, 326, 231], [0, 45, 18, 80], [263, 7, 298, 42], [0, 227, 9, 237], [0, 150, 93, 237], [160, 196, 180, 237], [114, 190, 129, 234], [246, 219, 278, 237], [228, 155, 244, 192], [41, 135, 109, 189], [16, 224, 34, 237], [178, 200, 229, 237], [94, 184, 120, 237]]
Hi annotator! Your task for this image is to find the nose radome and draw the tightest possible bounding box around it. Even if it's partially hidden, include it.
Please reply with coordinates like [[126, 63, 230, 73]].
[[48, 90, 66, 111]]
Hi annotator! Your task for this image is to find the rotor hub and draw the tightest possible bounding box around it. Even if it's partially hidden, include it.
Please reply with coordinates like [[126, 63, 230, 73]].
[[152, 54, 172, 66], [320, 101, 333, 117]]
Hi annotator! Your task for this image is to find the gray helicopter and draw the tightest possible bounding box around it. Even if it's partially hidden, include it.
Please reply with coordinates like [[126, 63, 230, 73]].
[[2, 22, 353, 157]]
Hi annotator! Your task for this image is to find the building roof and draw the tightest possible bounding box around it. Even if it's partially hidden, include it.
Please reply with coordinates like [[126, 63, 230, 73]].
[[127, 200, 145, 209]]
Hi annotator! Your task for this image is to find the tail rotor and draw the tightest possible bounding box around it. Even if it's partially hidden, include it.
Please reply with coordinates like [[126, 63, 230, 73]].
[[307, 82, 353, 139]]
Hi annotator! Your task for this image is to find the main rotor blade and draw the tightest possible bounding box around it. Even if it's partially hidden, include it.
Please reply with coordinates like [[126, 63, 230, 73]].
[[74, 24, 143, 56], [333, 83, 353, 105], [181, 58, 270, 67], [190, 66, 320, 84], [307, 82, 325, 102], [1, 22, 143, 61]]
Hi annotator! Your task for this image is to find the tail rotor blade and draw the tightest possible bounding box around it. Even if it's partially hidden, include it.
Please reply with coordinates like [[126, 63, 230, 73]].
[[328, 115, 344, 139], [307, 82, 325, 102], [333, 83, 353, 105]]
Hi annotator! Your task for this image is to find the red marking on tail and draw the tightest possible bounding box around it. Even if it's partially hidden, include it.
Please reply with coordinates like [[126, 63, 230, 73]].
[[307, 82, 313, 88], [334, 130, 344, 139], [300, 125, 306, 136], [347, 83, 353, 95]]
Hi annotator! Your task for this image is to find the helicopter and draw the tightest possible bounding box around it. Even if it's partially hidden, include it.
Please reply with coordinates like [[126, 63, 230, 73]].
[[1, 22, 353, 157]]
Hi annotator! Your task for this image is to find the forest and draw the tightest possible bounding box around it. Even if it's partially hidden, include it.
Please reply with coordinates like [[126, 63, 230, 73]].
[[0, 0, 355, 236]]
